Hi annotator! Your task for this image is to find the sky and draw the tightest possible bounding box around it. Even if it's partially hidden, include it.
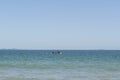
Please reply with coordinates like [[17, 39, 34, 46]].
[[0, 0, 120, 50]]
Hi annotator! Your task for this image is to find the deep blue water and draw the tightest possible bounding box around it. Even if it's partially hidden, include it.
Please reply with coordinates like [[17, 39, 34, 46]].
[[0, 50, 120, 80]]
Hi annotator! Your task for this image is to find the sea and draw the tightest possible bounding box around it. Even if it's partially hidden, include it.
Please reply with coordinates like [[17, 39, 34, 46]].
[[0, 50, 120, 80]]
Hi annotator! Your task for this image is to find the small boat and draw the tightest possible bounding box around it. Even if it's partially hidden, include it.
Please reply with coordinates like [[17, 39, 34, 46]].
[[51, 51, 62, 54]]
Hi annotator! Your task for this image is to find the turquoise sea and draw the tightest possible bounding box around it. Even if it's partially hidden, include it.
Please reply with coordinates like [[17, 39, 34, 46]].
[[0, 50, 120, 80]]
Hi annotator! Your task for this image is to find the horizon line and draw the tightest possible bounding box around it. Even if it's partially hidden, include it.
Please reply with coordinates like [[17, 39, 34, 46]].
[[0, 48, 120, 50]]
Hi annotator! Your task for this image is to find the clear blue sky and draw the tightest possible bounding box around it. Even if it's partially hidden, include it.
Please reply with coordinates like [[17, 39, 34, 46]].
[[0, 0, 120, 50]]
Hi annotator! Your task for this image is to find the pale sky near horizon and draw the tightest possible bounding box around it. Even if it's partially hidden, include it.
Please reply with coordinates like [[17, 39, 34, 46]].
[[0, 0, 120, 50]]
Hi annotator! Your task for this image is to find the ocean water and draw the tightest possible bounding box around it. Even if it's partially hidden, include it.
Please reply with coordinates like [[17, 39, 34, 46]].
[[0, 50, 120, 80]]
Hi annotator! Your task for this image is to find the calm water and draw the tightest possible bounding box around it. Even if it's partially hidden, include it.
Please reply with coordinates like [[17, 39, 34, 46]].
[[0, 50, 120, 80]]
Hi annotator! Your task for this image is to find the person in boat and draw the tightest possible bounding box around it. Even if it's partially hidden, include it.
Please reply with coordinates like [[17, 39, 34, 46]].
[[51, 51, 62, 54]]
